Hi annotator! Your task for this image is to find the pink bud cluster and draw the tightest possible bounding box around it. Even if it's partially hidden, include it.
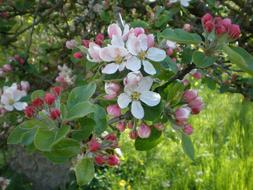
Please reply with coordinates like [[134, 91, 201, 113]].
[[202, 13, 241, 39], [174, 89, 204, 135], [87, 134, 120, 167], [24, 86, 62, 120]]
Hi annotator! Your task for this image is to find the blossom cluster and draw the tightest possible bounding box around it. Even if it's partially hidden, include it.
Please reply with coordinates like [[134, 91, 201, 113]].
[[24, 86, 62, 120], [174, 89, 204, 135], [55, 64, 75, 88], [202, 13, 241, 39], [85, 23, 166, 120], [87, 133, 120, 166], [0, 82, 29, 114]]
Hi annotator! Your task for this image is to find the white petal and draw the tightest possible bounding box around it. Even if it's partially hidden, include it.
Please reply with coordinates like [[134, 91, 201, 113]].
[[4, 105, 14, 111], [131, 101, 144, 119], [117, 93, 131, 109], [102, 63, 119, 74], [137, 77, 153, 92], [126, 35, 140, 55], [142, 60, 156, 75], [146, 47, 166, 62], [181, 0, 190, 7], [138, 34, 148, 51], [118, 62, 126, 71], [126, 56, 141, 71], [99, 47, 114, 62], [13, 90, 26, 101], [140, 91, 161, 106], [1, 93, 11, 104], [111, 36, 124, 47], [14, 102, 27, 111], [108, 23, 122, 38]]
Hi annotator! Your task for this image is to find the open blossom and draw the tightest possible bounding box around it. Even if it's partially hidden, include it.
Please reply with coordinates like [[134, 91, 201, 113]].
[[117, 77, 161, 119], [170, 0, 191, 7], [107, 23, 130, 41], [0, 83, 27, 111], [126, 34, 166, 75], [87, 42, 102, 62]]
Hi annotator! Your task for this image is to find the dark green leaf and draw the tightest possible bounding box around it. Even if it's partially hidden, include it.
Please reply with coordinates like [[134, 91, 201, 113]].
[[193, 51, 215, 68], [182, 133, 195, 160], [66, 101, 94, 121], [92, 105, 107, 135], [75, 158, 95, 186], [72, 118, 95, 141]]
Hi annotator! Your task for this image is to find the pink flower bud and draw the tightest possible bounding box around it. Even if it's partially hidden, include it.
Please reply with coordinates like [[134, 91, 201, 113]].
[[213, 17, 223, 25], [192, 71, 202, 80], [184, 124, 193, 135], [183, 90, 198, 103], [95, 155, 106, 165], [82, 39, 90, 48], [104, 133, 117, 142], [24, 106, 35, 118], [32, 98, 44, 107], [104, 82, 121, 99], [182, 79, 189, 86], [116, 121, 126, 132], [188, 97, 204, 114], [65, 40, 76, 49], [201, 13, 213, 25], [50, 108, 61, 120], [133, 27, 145, 36], [215, 24, 226, 36], [154, 123, 164, 131], [2, 64, 12, 72], [183, 23, 192, 32], [20, 81, 30, 91], [88, 138, 100, 152], [107, 104, 121, 117], [137, 124, 151, 139], [147, 34, 155, 48], [95, 33, 104, 46], [222, 18, 232, 31], [123, 71, 143, 86], [172, 58, 177, 62], [129, 130, 138, 140], [166, 48, 174, 56], [73, 52, 83, 59], [175, 107, 191, 125], [107, 155, 120, 166], [0, 108, 7, 116], [204, 20, 214, 33], [44, 93, 56, 105], [14, 55, 25, 65], [228, 24, 241, 39]]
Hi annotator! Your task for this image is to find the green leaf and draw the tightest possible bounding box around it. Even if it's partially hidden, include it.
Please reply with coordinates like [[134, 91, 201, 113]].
[[92, 105, 107, 135], [130, 20, 149, 29], [193, 51, 215, 68], [75, 158, 95, 186], [34, 128, 56, 151], [160, 57, 178, 73], [181, 48, 194, 64], [31, 90, 45, 101], [44, 138, 80, 163], [7, 120, 47, 145], [67, 83, 96, 108], [164, 81, 185, 105], [161, 28, 202, 45], [65, 101, 94, 121], [182, 133, 195, 160], [72, 118, 95, 141], [135, 128, 162, 151], [143, 102, 164, 122], [223, 46, 253, 76]]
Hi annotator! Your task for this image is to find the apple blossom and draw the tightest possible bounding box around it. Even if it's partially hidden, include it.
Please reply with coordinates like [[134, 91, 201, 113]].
[[107, 23, 130, 41], [123, 71, 143, 87], [2, 64, 12, 72], [228, 24, 241, 39], [154, 123, 165, 131], [107, 104, 121, 117], [137, 123, 151, 138], [87, 42, 102, 62], [95, 33, 104, 46], [73, 52, 83, 59], [129, 130, 138, 140], [188, 97, 204, 114], [50, 108, 61, 120], [166, 40, 177, 49], [116, 121, 126, 132], [88, 138, 100, 152], [126, 34, 166, 75], [170, 0, 191, 7], [82, 39, 90, 48], [56, 64, 75, 86], [117, 77, 161, 119], [201, 13, 213, 25], [20, 81, 30, 92], [51, 86, 63, 96], [95, 155, 106, 165], [32, 98, 44, 108], [44, 93, 56, 105], [184, 124, 193, 135], [166, 48, 174, 56], [183, 89, 198, 103], [175, 107, 191, 125], [24, 106, 35, 118], [65, 39, 76, 49], [107, 155, 120, 166]]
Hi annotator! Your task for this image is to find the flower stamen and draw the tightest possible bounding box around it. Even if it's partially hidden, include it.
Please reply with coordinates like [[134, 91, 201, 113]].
[[131, 91, 140, 101]]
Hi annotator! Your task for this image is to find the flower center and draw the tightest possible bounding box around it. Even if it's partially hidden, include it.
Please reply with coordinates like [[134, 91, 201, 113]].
[[138, 51, 146, 60], [115, 55, 123, 64], [131, 91, 140, 101], [8, 99, 15, 105]]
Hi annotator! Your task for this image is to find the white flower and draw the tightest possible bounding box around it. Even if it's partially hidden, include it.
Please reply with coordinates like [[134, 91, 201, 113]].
[[87, 42, 102, 63], [107, 23, 130, 41], [170, 0, 191, 7], [0, 83, 27, 111], [166, 40, 177, 49], [117, 77, 161, 119], [126, 34, 166, 75]]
